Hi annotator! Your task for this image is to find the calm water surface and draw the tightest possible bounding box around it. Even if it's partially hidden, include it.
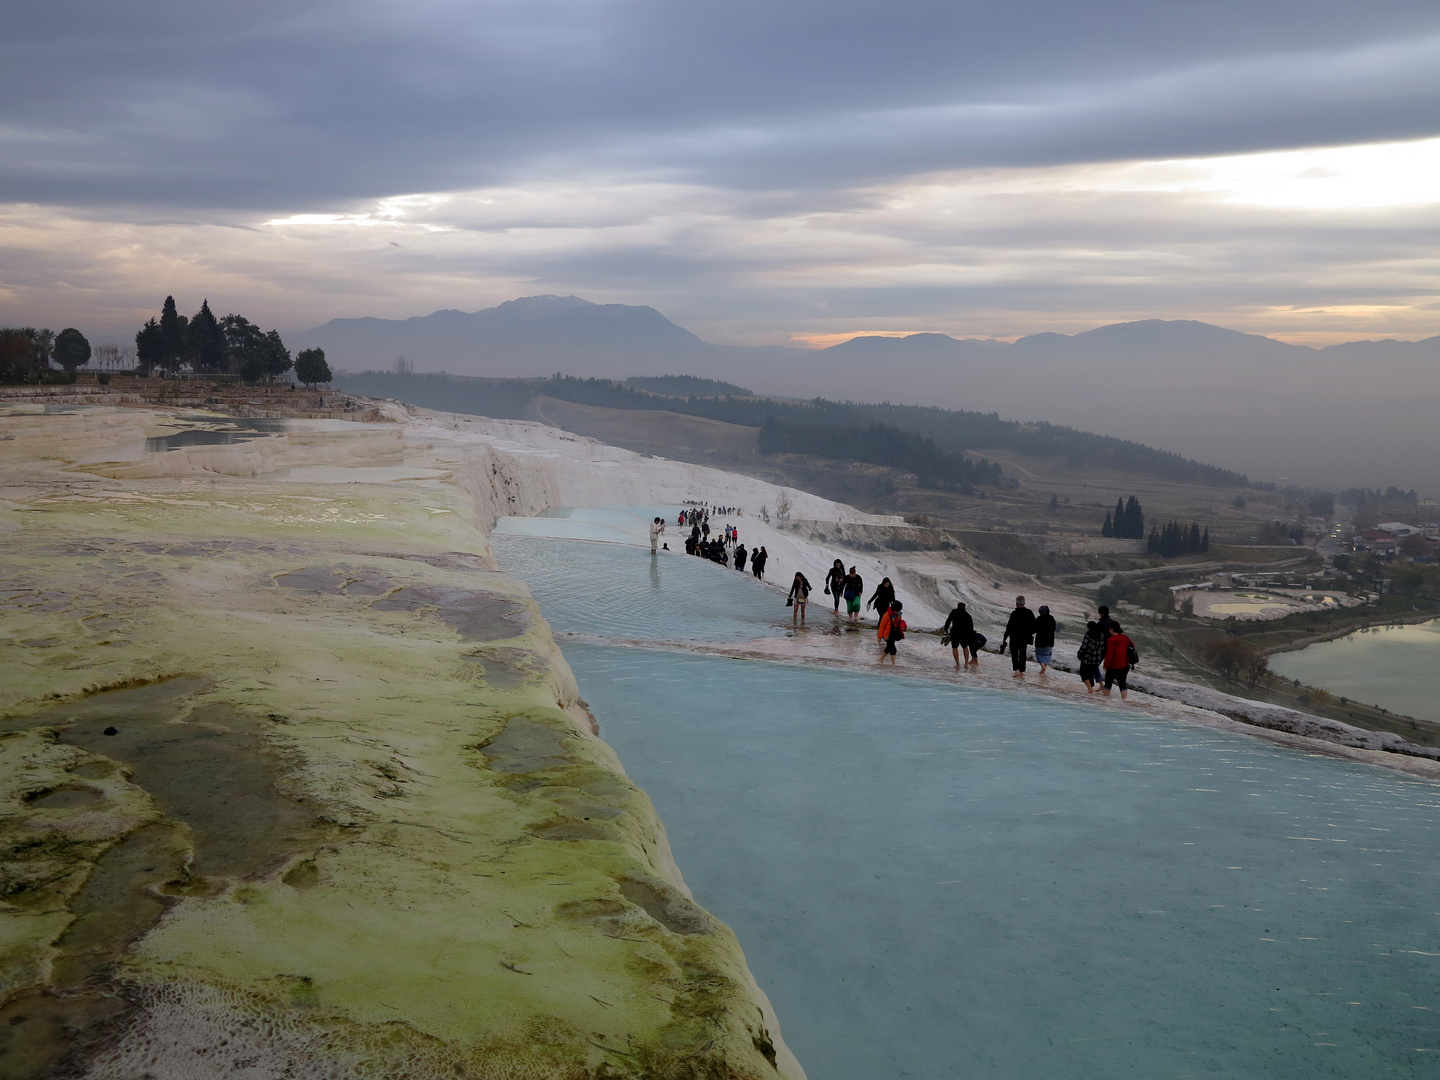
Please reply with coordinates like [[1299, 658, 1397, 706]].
[[1270, 619, 1440, 724], [496, 530, 1440, 1079]]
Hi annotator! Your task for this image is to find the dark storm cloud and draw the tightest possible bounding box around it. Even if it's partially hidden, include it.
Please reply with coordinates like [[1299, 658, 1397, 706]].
[[3, 0, 1439, 211]]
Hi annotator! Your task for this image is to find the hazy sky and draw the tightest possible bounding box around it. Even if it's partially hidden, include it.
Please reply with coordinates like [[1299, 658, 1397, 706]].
[[3, 1, 1439, 345]]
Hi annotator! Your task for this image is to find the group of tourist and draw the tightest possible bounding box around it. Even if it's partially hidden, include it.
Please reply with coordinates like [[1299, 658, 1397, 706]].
[[677, 505, 740, 528], [659, 507, 1140, 699], [942, 596, 1136, 699]]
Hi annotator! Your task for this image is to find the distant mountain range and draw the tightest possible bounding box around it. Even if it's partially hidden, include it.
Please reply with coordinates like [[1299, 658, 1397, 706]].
[[294, 296, 1440, 491]]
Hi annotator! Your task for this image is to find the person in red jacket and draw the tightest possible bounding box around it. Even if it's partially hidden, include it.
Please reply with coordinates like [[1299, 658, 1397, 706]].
[[1102, 623, 1135, 700]]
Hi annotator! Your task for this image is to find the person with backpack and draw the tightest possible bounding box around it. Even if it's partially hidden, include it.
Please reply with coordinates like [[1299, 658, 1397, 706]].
[[1076, 621, 1105, 693], [824, 559, 847, 616], [1034, 604, 1056, 674], [1102, 622, 1137, 700], [787, 571, 812, 625], [877, 600, 906, 664], [842, 567, 864, 623], [1000, 595, 1037, 677], [941, 601, 980, 669]]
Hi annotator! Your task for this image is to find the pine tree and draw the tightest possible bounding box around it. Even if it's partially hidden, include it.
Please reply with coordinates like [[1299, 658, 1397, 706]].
[[1114, 498, 1126, 536], [135, 319, 163, 374], [1102, 513, 1113, 538], [1189, 522, 1202, 550], [1124, 496, 1143, 539], [1200, 527, 1209, 553], [186, 300, 227, 372], [158, 296, 187, 373]]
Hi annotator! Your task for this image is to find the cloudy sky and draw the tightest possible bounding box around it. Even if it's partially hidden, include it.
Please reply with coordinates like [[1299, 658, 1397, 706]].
[[3, 0, 1439, 345]]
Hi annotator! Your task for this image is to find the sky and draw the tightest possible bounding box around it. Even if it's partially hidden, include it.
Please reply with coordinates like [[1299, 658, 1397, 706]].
[[3, 0, 1440, 347]]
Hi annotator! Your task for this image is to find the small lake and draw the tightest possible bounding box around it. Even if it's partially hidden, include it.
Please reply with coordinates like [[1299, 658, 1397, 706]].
[[494, 515, 1440, 1079], [1269, 619, 1440, 724]]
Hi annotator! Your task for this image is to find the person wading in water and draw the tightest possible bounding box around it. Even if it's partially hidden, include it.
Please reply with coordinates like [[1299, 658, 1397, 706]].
[[787, 571, 812, 625], [1103, 622, 1136, 700], [1000, 595, 1037, 678], [877, 600, 906, 665], [1034, 604, 1056, 675], [942, 601, 979, 669], [842, 567, 864, 624], [825, 559, 846, 617], [867, 578, 895, 622], [1076, 621, 1104, 693]]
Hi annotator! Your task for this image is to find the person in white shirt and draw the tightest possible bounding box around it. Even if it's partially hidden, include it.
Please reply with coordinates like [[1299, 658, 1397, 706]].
[[649, 517, 665, 554]]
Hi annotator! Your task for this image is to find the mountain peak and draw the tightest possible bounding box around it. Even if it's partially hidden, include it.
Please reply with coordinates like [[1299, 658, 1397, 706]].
[[489, 295, 596, 320]]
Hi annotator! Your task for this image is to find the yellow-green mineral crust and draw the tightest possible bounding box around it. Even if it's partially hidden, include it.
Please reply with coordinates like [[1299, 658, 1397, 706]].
[[0, 406, 803, 1080]]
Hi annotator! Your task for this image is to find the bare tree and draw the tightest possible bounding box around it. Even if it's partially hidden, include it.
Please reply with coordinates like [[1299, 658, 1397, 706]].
[[393, 355, 414, 374], [776, 491, 792, 523]]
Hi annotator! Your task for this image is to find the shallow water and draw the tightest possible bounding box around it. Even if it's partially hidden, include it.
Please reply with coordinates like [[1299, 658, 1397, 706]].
[[491, 531, 790, 643], [492, 530, 1440, 1079], [143, 418, 288, 452], [1270, 619, 1440, 724]]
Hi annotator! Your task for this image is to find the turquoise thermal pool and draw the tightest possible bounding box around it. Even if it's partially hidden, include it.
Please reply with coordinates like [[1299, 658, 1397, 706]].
[[494, 522, 1440, 1078]]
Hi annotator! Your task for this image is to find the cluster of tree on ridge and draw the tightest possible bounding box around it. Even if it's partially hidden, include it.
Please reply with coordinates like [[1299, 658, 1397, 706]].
[[1101, 496, 1145, 539], [1147, 520, 1209, 557], [134, 296, 331, 385]]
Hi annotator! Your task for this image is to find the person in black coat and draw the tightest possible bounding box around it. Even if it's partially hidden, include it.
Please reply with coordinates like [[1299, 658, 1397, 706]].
[[942, 602, 978, 669], [867, 578, 896, 619], [1033, 604, 1057, 675], [1000, 595, 1037, 677], [734, 543, 748, 571]]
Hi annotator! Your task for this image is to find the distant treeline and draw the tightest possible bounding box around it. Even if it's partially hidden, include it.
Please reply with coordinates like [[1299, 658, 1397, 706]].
[[624, 375, 753, 397], [335, 370, 1259, 491], [758, 417, 1003, 491], [1147, 520, 1209, 557], [1339, 486, 1418, 507]]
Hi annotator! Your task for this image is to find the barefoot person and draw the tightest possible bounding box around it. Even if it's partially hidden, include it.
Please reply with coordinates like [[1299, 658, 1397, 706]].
[[1076, 621, 1104, 693], [867, 578, 895, 621], [751, 546, 768, 581], [825, 559, 846, 616], [999, 595, 1037, 678], [942, 601, 977, 669], [1102, 622, 1136, 700], [1034, 604, 1056, 674], [877, 600, 906, 664], [649, 516, 665, 554], [842, 566, 864, 623], [787, 571, 812, 625]]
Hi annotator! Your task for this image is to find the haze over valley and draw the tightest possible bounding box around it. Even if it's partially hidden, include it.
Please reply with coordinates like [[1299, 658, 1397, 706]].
[[297, 295, 1440, 491]]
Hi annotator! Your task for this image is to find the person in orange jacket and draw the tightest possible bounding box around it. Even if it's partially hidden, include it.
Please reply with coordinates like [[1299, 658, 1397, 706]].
[[877, 600, 906, 665]]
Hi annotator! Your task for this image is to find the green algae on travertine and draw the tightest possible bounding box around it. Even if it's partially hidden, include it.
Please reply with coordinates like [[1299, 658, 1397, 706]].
[[0, 409, 801, 1079]]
